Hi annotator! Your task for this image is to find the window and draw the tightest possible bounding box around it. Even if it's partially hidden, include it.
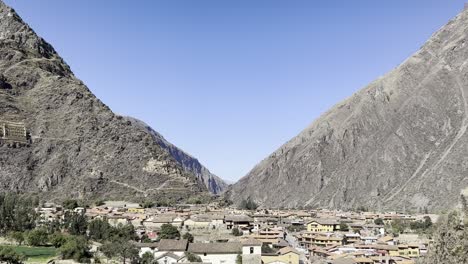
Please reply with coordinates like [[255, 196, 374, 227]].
[[204, 253, 207, 256], [250, 247, 254, 254]]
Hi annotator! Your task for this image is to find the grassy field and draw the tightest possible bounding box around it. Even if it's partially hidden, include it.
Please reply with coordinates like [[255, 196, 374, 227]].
[[12, 246, 57, 263]]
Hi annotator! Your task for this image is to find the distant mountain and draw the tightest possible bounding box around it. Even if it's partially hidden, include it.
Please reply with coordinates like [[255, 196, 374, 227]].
[[230, 7, 468, 212], [0, 1, 208, 202], [128, 117, 228, 194]]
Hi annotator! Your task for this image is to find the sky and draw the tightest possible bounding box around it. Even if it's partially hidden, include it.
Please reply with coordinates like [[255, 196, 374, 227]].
[[4, 0, 465, 182]]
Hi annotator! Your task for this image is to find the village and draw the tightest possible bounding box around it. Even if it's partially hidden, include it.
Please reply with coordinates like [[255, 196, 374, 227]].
[[31, 200, 435, 264]]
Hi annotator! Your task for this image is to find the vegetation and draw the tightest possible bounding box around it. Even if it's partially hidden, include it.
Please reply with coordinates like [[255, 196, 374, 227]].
[[7, 232, 25, 246], [62, 199, 80, 210], [420, 211, 467, 264], [100, 240, 139, 264], [286, 225, 306, 232], [159, 224, 180, 239], [141, 252, 155, 264], [0, 193, 37, 234], [182, 232, 194, 243], [374, 218, 384, 225], [261, 244, 275, 253], [0, 246, 26, 264], [26, 229, 49, 246], [239, 198, 258, 210], [186, 252, 202, 262], [11, 246, 56, 262], [59, 235, 92, 263], [236, 254, 242, 264], [231, 227, 242, 236], [339, 222, 349, 231]]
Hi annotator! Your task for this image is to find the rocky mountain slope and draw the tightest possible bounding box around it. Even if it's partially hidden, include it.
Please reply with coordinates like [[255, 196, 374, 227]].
[[230, 7, 468, 212], [0, 1, 210, 202], [128, 117, 228, 194]]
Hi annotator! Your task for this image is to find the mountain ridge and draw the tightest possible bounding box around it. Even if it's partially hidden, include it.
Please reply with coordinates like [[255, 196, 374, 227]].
[[230, 7, 468, 212], [0, 0, 210, 202]]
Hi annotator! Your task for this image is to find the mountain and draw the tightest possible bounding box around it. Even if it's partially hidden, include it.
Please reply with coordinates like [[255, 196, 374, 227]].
[[230, 7, 468, 212], [0, 1, 210, 202], [128, 117, 228, 194]]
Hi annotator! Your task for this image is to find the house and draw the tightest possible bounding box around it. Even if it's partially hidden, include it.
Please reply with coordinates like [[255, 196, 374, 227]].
[[155, 252, 185, 264], [127, 207, 145, 214], [306, 219, 340, 232], [107, 215, 130, 227], [184, 216, 211, 229], [134, 242, 159, 257], [188, 242, 242, 264], [261, 247, 300, 264], [144, 216, 174, 229], [242, 238, 262, 264], [224, 215, 253, 230]]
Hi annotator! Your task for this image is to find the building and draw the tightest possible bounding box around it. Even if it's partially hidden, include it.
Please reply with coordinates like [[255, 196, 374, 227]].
[[242, 238, 262, 264], [306, 219, 340, 232], [0, 121, 27, 143], [188, 242, 242, 264], [261, 247, 300, 264]]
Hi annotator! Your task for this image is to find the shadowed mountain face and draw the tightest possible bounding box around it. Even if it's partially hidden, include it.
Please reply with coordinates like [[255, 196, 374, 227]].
[[0, 1, 209, 202], [230, 8, 468, 212], [128, 117, 228, 195]]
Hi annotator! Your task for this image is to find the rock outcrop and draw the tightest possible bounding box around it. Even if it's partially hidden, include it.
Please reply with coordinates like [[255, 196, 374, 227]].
[[230, 7, 468, 212], [0, 1, 208, 202], [129, 117, 228, 194]]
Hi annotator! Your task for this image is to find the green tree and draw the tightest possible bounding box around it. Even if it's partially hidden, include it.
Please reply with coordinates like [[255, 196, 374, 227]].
[[159, 224, 180, 239], [186, 252, 202, 262], [0, 246, 26, 264], [49, 232, 68, 248], [261, 244, 275, 253], [88, 218, 112, 241], [182, 232, 194, 243], [26, 229, 49, 246], [62, 199, 79, 210], [0, 193, 37, 234], [59, 236, 92, 263], [339, 222, 349, 231], [374, 218, 384, 225], [239, 198, 258, 210], [236, 254, 242, 264], [141, 252, 154, 264], [231, 227, 242, 236], [100, 242, 119, 261], [7, 231, 25, 245], [63, 212, 88, 236]]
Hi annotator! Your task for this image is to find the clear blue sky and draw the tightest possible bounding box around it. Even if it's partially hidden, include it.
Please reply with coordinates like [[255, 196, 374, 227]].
[[4, 0, 464, 182]]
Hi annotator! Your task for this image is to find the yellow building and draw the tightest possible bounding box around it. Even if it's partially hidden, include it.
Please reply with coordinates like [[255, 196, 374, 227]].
[[311, 236, 342, 247], [306, 219, 340, 232], [398, 244, 420, 258], [261, 247, 300, 264], [127, 207, 145, 214]]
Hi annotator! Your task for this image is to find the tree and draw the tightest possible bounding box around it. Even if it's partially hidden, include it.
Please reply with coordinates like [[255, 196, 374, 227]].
[[182, 232, 194, 243], [63, 212, 88, 236], [0, 246, 26, 264], [422, 211, 468, 264], [141, 252, 154, 264], [239, 198, 258, 210], [236, 254, 242, 264], [374, 218, 384, 225], [62, 199, 79, 210], [88, 218, 112, 241], [186, 252, 202, 262], [26, 229, 49, 246], [100, 240, 139, 264], [261, 244, 275, 253], [159, 224, 180, 239], [0, 194, 37, 234], [7, 232, 25, 245], [232, 227, 242, 236], [49, 232, 68, 248], [59, 236, 92, 263], [339, 222, 349, 231]]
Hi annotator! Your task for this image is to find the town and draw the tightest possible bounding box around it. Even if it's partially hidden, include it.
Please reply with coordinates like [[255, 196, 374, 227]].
[[1, 198, 435, 264]]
